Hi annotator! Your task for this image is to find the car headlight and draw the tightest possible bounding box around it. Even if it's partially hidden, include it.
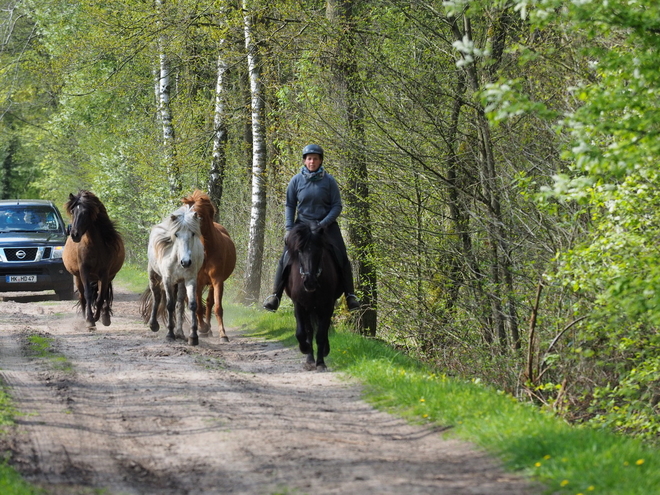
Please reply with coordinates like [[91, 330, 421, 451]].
[[51, 246, 65, 259]]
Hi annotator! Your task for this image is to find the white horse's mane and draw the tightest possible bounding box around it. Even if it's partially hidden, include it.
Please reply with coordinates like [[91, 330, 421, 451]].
[[150, 205, 201, 261]]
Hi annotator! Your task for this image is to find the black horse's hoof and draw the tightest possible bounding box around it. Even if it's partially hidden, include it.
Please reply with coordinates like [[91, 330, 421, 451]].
[[304, 355, 316, 371], [149, 322, 160, 333], [101, 314, 111, 326], [316, 363, 327, 372], [166, 333, 175, 342], [86, 321, 96, 331], [188, 336, 199, 346]]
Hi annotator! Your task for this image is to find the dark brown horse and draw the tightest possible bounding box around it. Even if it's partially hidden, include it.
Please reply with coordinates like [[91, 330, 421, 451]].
[[63, 191, 125, 329], [181, 190, 236, 342], [285, 222, 342, 371]]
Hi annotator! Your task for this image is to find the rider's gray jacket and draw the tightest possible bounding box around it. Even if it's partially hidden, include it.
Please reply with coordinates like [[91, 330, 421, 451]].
[[285, 167, 342, 231]]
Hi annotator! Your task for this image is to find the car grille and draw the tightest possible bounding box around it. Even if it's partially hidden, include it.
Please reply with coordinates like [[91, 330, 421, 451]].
[[1, 247, 50, 262]]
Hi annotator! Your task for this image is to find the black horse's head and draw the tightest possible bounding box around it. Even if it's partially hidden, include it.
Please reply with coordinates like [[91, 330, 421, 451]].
[[287, 222, 326, 293], [65, 190, 104, 242]]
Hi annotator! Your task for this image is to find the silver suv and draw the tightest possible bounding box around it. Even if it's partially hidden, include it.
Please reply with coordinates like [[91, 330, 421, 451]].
[[0, 199, 74, 300]]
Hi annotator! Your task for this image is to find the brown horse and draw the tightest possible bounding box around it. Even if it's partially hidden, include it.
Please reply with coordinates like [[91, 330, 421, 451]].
[[63, 191, 125, 329], [181, 190, 236, 341]]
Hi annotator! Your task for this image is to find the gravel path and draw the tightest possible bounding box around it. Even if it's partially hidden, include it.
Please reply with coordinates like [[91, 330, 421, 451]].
[[0, 288, 535, 494]]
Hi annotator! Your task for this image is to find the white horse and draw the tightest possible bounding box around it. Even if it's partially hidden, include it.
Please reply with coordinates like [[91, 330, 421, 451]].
[[143, 205, 204, 345]]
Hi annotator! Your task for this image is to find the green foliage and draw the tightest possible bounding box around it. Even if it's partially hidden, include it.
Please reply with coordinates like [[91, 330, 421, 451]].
[[483, 0, 660, 440]]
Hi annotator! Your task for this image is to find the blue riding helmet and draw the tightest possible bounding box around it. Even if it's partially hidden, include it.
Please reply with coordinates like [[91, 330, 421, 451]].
[[302, 144, 324, 160]]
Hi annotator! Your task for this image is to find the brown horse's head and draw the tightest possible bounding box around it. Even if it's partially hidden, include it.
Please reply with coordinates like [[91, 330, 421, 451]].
[[182, 190, 216, 224]]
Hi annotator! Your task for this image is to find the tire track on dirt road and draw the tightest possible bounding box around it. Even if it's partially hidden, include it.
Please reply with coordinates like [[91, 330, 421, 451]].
[[0, 289, 537, 494]]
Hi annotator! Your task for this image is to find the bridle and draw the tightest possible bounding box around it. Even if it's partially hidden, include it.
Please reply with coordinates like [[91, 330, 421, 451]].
[[299, 258, 322, 279]]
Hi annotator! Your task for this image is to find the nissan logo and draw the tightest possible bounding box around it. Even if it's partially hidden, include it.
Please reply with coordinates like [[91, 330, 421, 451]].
[[16, 250, 27, 260]]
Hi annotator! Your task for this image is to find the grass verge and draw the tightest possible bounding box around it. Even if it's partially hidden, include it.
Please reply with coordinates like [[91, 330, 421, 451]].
[[1, 379, 45, 494], [114, 264, 149, 293], [227, 303, 660, 495]]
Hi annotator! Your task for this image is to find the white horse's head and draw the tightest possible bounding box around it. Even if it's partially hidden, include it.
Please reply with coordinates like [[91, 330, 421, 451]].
[[168, 205, 203, 269], [149, 205, 203, 273]]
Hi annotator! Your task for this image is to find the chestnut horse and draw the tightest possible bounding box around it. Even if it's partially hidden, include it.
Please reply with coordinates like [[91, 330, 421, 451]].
[[63, 190, 125, 329], [181, 190, 236, 342], [285, 222, 342, 371]]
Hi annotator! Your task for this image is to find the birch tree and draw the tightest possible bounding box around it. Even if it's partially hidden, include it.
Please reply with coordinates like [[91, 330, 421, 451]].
[[155, 0, 181, 200], [242, 0, 267, 303], [208, 21, 229, 210]]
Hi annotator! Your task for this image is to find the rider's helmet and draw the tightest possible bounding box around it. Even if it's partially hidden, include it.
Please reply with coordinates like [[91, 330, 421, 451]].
[[302, 144, 324, 161]]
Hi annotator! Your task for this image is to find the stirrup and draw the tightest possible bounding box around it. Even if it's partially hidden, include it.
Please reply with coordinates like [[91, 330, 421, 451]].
[[345, 294, 360, 311], [263, 294, 280, 312]]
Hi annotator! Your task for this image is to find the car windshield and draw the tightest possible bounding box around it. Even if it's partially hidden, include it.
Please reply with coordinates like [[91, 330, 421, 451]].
[[0, 206, 63, 233]]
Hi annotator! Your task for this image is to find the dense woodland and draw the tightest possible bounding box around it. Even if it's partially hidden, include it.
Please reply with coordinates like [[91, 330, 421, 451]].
[[2, 0, 659, 441]]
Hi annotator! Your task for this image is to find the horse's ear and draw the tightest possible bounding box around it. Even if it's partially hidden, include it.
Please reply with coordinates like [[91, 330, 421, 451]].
[[170, 214, 177, 222], [69, 193, 75, 200]]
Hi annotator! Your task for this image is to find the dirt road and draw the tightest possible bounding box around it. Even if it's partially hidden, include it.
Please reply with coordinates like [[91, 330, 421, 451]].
[[0, 287, 535, 495]]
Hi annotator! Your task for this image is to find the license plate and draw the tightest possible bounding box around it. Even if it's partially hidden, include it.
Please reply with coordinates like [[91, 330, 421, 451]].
[[6, 275, 37, 283]]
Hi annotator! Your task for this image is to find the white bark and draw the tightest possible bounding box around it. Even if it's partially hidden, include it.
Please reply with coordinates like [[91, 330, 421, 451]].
[[155, 0, 180, 199], [208, 33, 228, 208], [242, 0, 267, 303]]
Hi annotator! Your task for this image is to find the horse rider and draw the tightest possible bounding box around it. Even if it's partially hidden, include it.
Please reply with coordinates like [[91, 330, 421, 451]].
[[263, 144, 361, 312]]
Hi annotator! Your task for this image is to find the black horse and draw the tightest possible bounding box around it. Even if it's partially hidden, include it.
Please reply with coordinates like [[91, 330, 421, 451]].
[[285, 222, 343, 371]]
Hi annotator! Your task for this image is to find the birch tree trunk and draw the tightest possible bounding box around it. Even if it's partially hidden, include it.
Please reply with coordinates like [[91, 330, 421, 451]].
[[155, 0, 180, 200], [208, 35, 229, 212], [242, 0, 267, 304]]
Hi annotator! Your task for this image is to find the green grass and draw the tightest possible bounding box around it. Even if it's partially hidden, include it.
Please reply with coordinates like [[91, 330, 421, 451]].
[[25, 334, 72, 372], [0, 462, 43, 495], [1, 379, 44, 494], [228, 304, 660, 495], [114, 263, 149, 293]]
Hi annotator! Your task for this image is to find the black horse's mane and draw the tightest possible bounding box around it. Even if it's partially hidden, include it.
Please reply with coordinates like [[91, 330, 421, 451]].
[[66, 190, 122, 245], [287, 222, 325, 255]]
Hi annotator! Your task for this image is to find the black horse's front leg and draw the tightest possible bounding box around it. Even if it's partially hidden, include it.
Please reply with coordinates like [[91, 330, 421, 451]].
[[315, 312, 332, 372], [294, 304, 315, 370]]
